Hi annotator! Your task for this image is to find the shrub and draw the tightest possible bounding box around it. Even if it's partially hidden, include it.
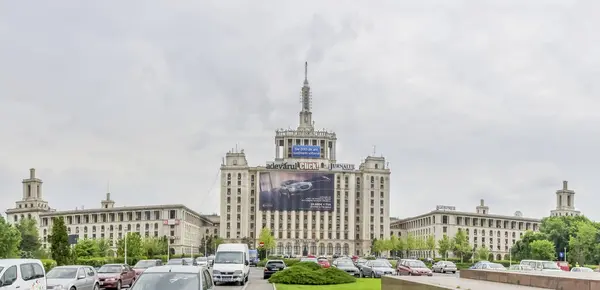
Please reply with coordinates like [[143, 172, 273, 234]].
[[41, 259, 57, 272], [257, 258, 299, 267], [269, 263, 356, 285]]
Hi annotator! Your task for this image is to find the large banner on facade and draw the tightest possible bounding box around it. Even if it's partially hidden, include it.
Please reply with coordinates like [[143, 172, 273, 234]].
[[259, 171, 334, 211]]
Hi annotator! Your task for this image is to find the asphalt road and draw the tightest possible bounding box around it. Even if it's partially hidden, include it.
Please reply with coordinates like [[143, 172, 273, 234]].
[[215, 267, 273, 290]]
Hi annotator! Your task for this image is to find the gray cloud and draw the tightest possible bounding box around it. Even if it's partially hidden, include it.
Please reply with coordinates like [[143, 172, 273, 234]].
[[2, 1, 600, 221]]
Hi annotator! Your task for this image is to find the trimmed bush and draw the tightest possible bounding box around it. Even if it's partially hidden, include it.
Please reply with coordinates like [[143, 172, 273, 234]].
[[257, 258, 299, 267], [269, 263, 356, 285], [41, 259, 57, 272]]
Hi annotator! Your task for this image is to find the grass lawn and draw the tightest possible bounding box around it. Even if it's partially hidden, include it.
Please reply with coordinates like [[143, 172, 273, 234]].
[[275, 278, 380, 290]]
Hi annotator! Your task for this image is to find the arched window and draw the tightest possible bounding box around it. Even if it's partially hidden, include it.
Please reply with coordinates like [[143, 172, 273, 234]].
[[319, 243, 325, 255], [293, 242, 300, 255], [327, 243, 334, 255], [370, 176, 374, 183], [335, 243, 341, 254], [227, 173, 231, 180], [277, 243, 283, 254], [286, 243, 292, 255], [310, 243, 317, 255], [343, 243, 350, 255]]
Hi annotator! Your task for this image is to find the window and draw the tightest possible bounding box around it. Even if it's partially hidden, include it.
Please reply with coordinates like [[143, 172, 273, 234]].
[[77, 268, 86, 278], [86, 267, 95, 276], [201, 270, 209, 290], [0, 266, 17, 285], [20, 264, 35, 281], [203, 270, 213, 288]]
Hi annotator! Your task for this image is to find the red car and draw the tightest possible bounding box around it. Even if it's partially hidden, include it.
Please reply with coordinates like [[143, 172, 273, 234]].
[[556, 261, 570, 271], [318, 258, 331, 268], [97, 264, 136, 289], [397, 259, 432, 276], [132, 259, 163, 278]]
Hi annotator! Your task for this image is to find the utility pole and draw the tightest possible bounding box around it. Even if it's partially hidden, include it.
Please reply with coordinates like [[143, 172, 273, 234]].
[[190, 244, 193, 258], [167, 237, 171, 260], [564, 247, 567, 262]]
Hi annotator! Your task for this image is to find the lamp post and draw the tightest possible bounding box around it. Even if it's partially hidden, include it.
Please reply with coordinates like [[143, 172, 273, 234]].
[[190, 244, 194, 258], [167, 236, 171, 261], [124, 232, 129, 265]]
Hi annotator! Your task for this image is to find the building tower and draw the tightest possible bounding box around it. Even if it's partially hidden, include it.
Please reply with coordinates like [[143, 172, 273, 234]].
[[273, 62, 338, 163], [476, 199, 489, 214], [101, 192, 115, 209], [550, 180, 581, 217], [5, 168, 51, 224]]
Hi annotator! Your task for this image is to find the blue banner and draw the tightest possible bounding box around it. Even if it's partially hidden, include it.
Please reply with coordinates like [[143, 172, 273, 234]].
[[292, 145, 321, 158]]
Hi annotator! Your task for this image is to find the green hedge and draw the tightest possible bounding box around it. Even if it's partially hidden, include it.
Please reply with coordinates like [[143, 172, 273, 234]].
[[269, 261, 356, 285]]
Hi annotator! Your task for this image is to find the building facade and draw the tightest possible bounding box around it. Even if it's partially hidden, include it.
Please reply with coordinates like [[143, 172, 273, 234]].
[[390, 199, 541, 261], [5, 168, 219, 255], [550, 180, 581, 217], [219, 63, 391, 256]]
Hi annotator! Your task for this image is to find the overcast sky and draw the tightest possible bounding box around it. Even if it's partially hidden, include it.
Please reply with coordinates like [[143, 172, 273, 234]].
[[2, 1, 600, 221]]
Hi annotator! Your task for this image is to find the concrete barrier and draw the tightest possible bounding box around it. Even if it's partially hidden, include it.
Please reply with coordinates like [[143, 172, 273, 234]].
[[460, 269, 600, 290], [381, 275, 545, 289]]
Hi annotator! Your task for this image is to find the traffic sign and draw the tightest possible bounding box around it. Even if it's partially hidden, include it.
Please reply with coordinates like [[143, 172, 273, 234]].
[[259, 242, 265, 247], [559, 252, 564, 258]]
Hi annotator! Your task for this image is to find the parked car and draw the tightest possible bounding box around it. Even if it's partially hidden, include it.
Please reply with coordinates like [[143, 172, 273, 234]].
[[207, 255, 215, 267], [131, 265, 214, 290], [132, 259, 163, 278], [263, 260, 286, 279], [0, 259, 47, 290], [317, 258, 331, 268], [333, 260, 360, 277], [556, 261, 570, 271], [300, 257, 318, 263], [195, 257, 209, 267], [166, 258, 197, 266], [571, 267, 593, 272], [360, 260, 396, 278], [47, 265, 99, 290], [508, 265, 533, 271], [478, 263, 507, 270], [431, 261, 457, 274], [397, 259, 433, 276], [470, 261, 489, 269], [97, 264, 136, 289], [520, 260, 562, 272]]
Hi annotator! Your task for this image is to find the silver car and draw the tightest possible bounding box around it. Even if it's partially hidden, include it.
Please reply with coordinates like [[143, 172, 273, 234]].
[[432, 261, 457, 274], [47, 265, 99, 290], [196, 257, 209, 267]]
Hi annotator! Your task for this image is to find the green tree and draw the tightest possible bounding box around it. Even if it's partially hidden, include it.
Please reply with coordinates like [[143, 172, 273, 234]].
[[0, 217, 21, 258], [452, 229, 471, 262], [437, 234, 452, 259], [568, 221, 597, 265], [389, 235, 400, 257], [540, 215, 590, 258], [117, 232, 143, 257], [97, 239, 111, 257], [426, 235, 436, 258], [510, 231, 548, 261], [74, 239, 100, 257], [240, 237, 254, 250], [405, 234, 416, 257], [529, 240, 556, 260], [258, 228, 276, 255], [49, 216, 71, 265], [395, 237, 406, 258], [16, 218, 41, 258], [142, 238, 165, 257], [372, 239, 385, 255], [476, 246, 490, 261]]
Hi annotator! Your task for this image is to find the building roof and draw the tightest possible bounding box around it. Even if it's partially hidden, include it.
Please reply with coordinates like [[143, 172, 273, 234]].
[[391, 209, 541, 226]]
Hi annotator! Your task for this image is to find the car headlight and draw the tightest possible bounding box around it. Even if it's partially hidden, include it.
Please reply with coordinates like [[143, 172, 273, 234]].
[[53, 285, 64, 290], [234, 270, 242, 275], [213, 270, 220, 275]]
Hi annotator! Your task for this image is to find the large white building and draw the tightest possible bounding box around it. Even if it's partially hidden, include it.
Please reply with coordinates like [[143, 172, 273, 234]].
[[5, 168, 219, 255], [219, 63, 391, 256], [390, 199, 541, 261]]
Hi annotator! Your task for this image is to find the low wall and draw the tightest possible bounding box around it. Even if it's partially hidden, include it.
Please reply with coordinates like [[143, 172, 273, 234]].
[[381, 276, 454, 290], [460, 269, 600, 290]]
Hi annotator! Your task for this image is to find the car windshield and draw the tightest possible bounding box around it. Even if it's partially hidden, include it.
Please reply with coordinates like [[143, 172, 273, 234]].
[[131, 272, 198, 290], [166, 259, 183, 265], [301, 258, 318, 262], [444, 262, 456, 267], [134, 261, 156, 269], [47, 268, 78, 279], [542, 262, 560, 269], [215, 251, 243, 264], [338, 261, 354, 267], [489, 263, 505, 269], [371, 261, 388, 267], [408, 261, 426, 268], [98, 265, 122, 273], [182, 258, 194, 264]]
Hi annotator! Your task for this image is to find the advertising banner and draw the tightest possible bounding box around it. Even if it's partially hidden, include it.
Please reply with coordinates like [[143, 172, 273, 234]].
[[291, 145, 321, 158], [259, 171, 334, 211]]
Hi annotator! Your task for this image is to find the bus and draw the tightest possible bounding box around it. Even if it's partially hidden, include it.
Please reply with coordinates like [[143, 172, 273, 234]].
[[249, 249, 259, 266]]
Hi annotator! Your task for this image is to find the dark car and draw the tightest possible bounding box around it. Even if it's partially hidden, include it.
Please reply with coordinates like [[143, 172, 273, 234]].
[[97, 264, 136, 289], [263, 260, 286, 279], [397, 259, 432, 276], [360, 260, 396, 278], [334, 260, 360, 277], [132, 259, 163, 278]]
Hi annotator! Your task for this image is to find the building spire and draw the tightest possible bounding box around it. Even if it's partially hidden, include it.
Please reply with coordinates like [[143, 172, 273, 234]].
[[299, 61, 313, 129], [304, 61, 308, 84]]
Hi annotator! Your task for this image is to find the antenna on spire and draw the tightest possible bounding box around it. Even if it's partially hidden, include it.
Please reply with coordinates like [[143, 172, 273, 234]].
[[304, 61, 308, 82], [373, 145, 377, 155]]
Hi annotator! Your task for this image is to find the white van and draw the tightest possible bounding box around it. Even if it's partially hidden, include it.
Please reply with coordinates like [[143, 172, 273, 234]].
[[0, 259, 47, 290], [212, 244, 250, 286]]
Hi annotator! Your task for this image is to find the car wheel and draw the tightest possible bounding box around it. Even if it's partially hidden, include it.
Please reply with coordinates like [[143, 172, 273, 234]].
[[70, 287, 76, 290], [371, 272, 375, 278], [93, 283, 99, 290], [408, 272, 412, 276], [453, 271, 456, 274], [442, 269, 445, 273], [240, 278, 245, 286], [116, 280, 122, 290]]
